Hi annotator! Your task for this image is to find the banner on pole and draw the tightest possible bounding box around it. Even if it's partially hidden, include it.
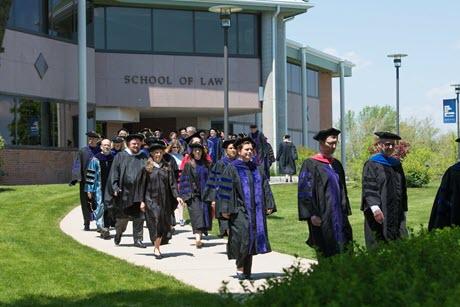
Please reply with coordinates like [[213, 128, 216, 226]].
[[443, 99, 456, 124]]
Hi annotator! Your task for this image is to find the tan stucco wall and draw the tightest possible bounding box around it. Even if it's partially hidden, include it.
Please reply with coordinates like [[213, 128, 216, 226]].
[[319, 71, 332, 129]]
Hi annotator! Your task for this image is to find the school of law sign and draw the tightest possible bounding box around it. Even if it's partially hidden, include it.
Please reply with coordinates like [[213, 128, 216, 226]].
[[124, 75, 224, 87]]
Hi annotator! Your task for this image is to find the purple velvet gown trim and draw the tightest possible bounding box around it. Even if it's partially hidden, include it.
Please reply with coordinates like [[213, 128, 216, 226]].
[[232, 159, 269, 254], [323, 164, 345, 244], [196, 162, 211, 229]]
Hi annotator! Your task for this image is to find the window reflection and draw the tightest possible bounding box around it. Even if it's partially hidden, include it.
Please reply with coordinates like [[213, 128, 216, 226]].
[[48, 0, 76, 40], [0, 95, 80, 148], [106, 7, 151, 51]]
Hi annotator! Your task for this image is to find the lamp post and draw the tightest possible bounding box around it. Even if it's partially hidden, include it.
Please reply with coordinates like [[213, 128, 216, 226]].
[[451, 84, 460, 160], [387, 53, 407, 136], [209, 5, 242, 138]]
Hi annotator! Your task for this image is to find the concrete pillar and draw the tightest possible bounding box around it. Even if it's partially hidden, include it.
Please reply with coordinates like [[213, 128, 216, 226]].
[[275, 16, 287, 146], [78, 0, 87, 147], [261, 12, 275, 145], [301, 48, 308, 147], [339, 61, 346, 170]]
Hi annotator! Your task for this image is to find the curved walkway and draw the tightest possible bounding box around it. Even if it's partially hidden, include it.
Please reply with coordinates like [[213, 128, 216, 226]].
[[60, 206, 315, 294]]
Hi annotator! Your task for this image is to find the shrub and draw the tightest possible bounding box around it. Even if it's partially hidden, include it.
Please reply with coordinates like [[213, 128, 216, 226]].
[[0, 135, 4, 176], [227, 227, 460, 306], [403, 147, 432, 187], [295, 146, 317, 174]]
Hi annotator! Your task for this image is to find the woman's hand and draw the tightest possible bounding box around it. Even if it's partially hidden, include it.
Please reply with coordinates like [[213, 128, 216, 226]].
[[177, 197, 184, 207], [140, 202, 146, 213]]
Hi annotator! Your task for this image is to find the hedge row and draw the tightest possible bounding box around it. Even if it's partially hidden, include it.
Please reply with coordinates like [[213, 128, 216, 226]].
[[225, 228, 460, 306]]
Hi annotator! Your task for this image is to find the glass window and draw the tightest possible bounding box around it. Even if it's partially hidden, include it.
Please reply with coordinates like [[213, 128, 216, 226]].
[[194, 11, 221, 54], [106, 7, 151, 51], [228, 14, 237, 54], [307, 69, 319, 97], [153, 9, 193, 53], [8, 0, 44, 33], [0, 95, 78, 147], [288, 63, 301, 94], [48, 0, 76, 40], [194, 12, 237, 54], [287, 63, 292, 92], [94, 7, 105, 49], [237, 14, 255, 55]]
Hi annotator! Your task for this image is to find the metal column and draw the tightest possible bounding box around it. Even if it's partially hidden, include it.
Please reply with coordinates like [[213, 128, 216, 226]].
[[300, 47, 308, 147], [78, 0, 87, 147], [339, 61, 346, 170]]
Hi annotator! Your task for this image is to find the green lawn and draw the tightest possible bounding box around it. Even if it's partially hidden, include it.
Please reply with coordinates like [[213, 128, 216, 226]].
[[0, 185, 224, 306], [266, 182, 439, 259], [0, 182, 439, 305]]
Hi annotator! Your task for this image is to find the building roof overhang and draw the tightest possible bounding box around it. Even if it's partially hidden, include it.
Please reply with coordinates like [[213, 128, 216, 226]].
[[96, 0, 313, 16], [286, 39, 354, 77]]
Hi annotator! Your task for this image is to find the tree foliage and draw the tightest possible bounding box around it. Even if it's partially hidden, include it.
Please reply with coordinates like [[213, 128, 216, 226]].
[[336, 105, 457, 185]]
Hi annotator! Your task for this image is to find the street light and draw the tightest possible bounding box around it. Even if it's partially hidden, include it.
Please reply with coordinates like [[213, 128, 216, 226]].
[[387, 53, 408, 136], [209, 5, 242, 138], [451, 84, 460, 160]]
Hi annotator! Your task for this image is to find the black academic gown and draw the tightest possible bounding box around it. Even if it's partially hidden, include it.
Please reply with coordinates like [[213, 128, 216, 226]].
[[297, 158, 353, 257], [94, 152, 115, 227], [429, 162, 460, 230], [277, 141, 298, 175], [135, 160, 179, 243], [217, 160, 276, 261], [361, 157, 408, 248], [105, 150, 148, 218], [203, 156, 234, 236], [73, 145, 99, 224], [179, 161, 212, 234]]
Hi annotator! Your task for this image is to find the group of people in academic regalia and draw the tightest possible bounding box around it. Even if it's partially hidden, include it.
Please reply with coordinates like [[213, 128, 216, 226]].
[[72, 122, 460, 277], [71, 124, 277, 278], [298, 128, 408, 257], [297, 127, 460, 258]]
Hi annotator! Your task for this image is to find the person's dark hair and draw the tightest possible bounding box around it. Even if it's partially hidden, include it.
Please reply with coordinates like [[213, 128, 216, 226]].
[[237, 140, 253, 151], [188, 147, 211, 168]]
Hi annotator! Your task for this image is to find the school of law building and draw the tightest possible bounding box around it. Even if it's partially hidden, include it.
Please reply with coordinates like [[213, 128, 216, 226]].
[[0, 0, 353, 184]]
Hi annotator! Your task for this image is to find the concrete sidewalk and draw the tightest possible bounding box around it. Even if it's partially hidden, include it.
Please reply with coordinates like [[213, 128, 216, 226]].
[[60, 206, 315, 294]]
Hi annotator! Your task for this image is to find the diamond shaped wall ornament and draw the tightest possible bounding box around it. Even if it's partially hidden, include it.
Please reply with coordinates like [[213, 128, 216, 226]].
[[34, 53, 48, 79]]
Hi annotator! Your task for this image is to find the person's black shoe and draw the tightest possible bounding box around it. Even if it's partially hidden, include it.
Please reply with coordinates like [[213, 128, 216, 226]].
[[100, 228, 111, 239], [134, 241, 147, 248], [84, 224, 90, 231], [114, 233, 122, 245]]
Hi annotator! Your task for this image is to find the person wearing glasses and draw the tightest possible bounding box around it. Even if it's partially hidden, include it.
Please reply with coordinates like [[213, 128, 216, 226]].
[[361, 131, 408, 249], [297, 128, 353, 257]]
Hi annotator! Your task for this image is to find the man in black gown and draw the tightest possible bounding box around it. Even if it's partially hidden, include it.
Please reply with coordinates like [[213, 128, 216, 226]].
[[429, 138, 460, 230], [361, 131, 408, 248], [297, 128, 353, 257], [105, 134, 148, 248], [71, 131, 101, 231]]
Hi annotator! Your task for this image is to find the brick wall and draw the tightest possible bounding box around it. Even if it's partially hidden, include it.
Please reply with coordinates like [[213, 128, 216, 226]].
[[319, 72, 333, 129], [0, 148, 77, 185]]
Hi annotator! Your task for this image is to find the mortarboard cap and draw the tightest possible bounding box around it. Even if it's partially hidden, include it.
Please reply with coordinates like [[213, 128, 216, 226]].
[[313, 128, 341, 141], [374, 131, 401, 140]]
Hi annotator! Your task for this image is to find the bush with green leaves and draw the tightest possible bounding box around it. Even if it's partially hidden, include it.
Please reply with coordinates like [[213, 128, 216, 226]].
[[295, 146, 317, 174], [403, 147, 433, 187], [0, 134, 4, 176], [225, 227, 460, 306]]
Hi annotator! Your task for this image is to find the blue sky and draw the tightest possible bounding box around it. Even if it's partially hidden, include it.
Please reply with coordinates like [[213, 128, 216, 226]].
[[286, 1, 460, 133]]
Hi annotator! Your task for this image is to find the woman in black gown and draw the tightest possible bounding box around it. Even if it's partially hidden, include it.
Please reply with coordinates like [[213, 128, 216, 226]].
[[179, 142, 212, 248], [136, 140, 184, 258]]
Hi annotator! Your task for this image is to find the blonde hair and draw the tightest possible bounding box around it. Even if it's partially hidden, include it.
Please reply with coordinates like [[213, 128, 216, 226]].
[[166, 139, 182, 153]]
